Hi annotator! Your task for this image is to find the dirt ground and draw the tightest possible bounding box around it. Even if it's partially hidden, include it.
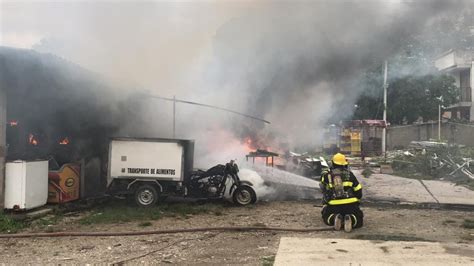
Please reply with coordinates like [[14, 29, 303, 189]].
[[0, 201, 473, 265]]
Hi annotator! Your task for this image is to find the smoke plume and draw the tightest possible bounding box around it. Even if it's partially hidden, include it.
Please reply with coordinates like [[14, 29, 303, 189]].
[[1, 1, 469, 167]]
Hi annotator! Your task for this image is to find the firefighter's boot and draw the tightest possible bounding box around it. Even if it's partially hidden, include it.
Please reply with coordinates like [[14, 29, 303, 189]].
[[344, 214, 352, 233], [334, 214, 343, 231]]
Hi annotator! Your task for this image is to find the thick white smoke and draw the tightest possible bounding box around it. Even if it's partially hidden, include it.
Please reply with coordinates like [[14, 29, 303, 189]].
[[238, 168, 275, 200], [1, 0, 468, 167]]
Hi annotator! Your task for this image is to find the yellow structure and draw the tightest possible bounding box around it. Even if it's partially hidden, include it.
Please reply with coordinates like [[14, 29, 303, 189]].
[[339, 128, 352, 154], [48, 163, 80, 203], [339, 129, 361, 156], [350, 131, 361, 156]]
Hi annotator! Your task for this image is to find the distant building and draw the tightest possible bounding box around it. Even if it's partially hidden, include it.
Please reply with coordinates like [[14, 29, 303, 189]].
[[435, 49, 474, 121]]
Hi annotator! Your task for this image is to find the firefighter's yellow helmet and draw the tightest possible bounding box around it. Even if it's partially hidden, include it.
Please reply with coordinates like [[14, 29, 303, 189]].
[[332, 153, 348, 166]]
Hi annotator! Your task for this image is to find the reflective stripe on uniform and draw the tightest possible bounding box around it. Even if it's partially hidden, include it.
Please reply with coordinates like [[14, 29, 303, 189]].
[[351, 214, 357, 227], [328, 197, 359, 205], [327, 213, 335, 225], [342, 181, 353, 187], [321, 180, 332, 190], [353, 184, 362, 191]]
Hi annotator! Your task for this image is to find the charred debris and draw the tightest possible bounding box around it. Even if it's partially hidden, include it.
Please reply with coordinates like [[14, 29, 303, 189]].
[[377, 141, 474, 188], [0, 47, 145, 197]]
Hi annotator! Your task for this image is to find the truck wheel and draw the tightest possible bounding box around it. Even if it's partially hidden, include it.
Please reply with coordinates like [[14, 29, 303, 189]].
[[134, 184, 159, 207], [232, 185, 257, 206]]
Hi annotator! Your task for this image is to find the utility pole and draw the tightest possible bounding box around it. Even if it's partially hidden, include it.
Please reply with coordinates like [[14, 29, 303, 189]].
[[382, 60, 388, 157], [438, 104, 441, 141], [437, 96, 443, 142], [0, 86, 6, 208], [173, 95, 176, 139]]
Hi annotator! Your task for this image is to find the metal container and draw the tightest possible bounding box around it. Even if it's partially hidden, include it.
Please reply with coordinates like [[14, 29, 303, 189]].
[[4, 160, 48, 210], [48, 163, 80, 203], [107, 138, 194, 185]]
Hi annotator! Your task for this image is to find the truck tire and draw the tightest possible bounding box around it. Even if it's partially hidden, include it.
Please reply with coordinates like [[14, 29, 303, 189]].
[[232, 185, 257, 206], [134, 184, 159, 207]]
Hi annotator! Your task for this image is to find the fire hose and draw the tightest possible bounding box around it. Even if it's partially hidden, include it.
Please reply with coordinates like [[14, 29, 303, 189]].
[[0, 226, 333, 239]]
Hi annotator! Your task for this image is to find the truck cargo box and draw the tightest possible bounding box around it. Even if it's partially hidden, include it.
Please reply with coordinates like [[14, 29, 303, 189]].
[[107, 138, 194, 185]]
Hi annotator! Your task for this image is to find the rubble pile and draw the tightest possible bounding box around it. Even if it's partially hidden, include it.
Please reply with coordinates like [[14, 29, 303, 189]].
[[389, 141, 474, 183], [284, 152, 329, 180]]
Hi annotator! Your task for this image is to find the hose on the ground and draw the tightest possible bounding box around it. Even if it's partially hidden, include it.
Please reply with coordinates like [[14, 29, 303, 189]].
[[0, 226, 333, 239]]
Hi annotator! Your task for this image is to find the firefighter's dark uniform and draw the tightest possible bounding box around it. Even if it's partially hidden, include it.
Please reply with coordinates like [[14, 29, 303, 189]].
[[320, 166, 364, 228]]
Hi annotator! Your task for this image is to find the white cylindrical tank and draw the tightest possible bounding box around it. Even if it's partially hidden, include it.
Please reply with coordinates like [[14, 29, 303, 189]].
[[4, 160, 48, 210]]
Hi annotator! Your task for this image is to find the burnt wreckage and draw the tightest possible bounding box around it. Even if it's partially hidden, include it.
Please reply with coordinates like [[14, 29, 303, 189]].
[[1, 48, 121, 198], [1, 48, 258, 206]]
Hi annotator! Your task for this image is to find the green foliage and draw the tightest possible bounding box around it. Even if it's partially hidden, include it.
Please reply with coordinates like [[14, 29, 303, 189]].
[[33, 214, 63, 230], [459, 147, 474, 159], [78, 201, 223, 225], [392, 146, 452, 179], [353, 7, 472, 123], [388, 75, 459, 125], [0, 213, 27, 233], [79, 206, 162, 225], [261, 255, 275, 266], [352, 65, 384, 120], [138, 221, 152, 227], [442, 219, 457, 226], [361, 167, 374, 178], [462, 219, 474, 229], [354, 74, 459, 125], [391, 145, 474, 187]]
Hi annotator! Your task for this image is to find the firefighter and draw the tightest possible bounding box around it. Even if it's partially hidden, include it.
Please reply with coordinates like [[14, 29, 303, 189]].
[[320, 153, 363, 232]]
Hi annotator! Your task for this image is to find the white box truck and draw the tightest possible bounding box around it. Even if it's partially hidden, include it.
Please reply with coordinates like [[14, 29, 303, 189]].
[[107, 138, 194, 206], [107, 138, 256, 207]]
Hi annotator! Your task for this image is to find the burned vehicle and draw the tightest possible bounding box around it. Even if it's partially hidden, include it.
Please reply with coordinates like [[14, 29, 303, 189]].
[[286, 152, 329, 180], [106, 138, 257, 207]]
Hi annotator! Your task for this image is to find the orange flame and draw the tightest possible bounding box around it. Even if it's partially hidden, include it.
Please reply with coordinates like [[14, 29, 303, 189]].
[[59, 137, 70, 145], [243, 137, 255, 153], [28, 133, 38, 146]]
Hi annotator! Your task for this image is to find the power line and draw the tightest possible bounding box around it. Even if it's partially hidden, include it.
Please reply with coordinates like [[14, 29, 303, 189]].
[[145, 94, 271, 124]]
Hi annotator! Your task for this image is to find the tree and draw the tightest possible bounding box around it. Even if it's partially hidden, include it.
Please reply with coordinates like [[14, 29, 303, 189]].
[[353, 6, 471, 124], [354, 74, 459, 125], [352, 65, 384, 121]]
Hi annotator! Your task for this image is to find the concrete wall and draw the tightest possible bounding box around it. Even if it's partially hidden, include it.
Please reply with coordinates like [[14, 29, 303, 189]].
[[387, 122, 474, 150], [435, 50, 456, 70], [0, 87, 5, 208], [471, 61, 474, 120]]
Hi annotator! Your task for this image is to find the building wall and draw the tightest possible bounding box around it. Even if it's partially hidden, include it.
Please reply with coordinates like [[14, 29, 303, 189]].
[[0, 87, 6, 208], [436, 50, 474, 121], [471, 61, 474, 89], [471, 61, 474, 120], [454, 70, 461, 87], [387, 122, 474, 150], [435, 50, 456, 70]]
